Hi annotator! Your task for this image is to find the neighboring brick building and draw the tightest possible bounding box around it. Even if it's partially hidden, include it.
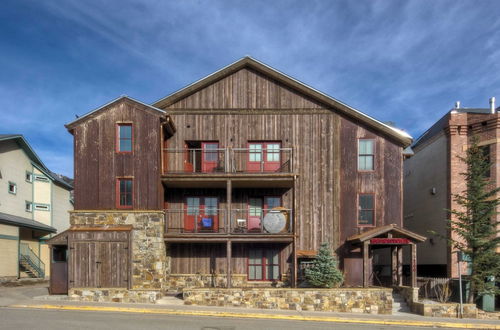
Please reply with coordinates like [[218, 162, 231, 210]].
[[404, 98, 500, 278]]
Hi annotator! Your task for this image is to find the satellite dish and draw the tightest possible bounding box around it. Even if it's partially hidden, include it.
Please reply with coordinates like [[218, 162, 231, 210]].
[[263, 209, 287, 233]]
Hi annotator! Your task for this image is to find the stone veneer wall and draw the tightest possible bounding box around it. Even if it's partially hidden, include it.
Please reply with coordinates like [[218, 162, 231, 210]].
[[70, 211, 167, 295], [68, 288, 161, 304], [166, 274, 287, 292], [183, 288, 393, 314], [395, 286, 477, 318], [411, 301, 477, 318]]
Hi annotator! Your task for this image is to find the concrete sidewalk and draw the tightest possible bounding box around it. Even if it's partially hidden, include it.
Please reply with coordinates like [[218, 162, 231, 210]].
[[1, 284, 499, 329]]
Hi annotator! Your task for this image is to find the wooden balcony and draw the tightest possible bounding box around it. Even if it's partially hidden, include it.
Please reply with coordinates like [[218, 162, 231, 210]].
[[164, 208, 294, 242], [161, 147, 295, 188]]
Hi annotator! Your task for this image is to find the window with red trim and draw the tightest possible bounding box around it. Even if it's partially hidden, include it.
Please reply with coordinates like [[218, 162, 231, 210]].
[[117, 124, 133, 152], [248, 248, 280, 281], [358, 194, 374, 226], [117, 178, 133, 208]]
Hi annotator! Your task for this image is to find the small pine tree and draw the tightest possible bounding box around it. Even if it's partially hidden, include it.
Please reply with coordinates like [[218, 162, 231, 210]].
[[305, 242, 344, 288], [447, 136, 500, 303]]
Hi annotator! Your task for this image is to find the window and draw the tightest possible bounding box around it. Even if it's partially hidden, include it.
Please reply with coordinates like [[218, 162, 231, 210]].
[[34, 203, 51, 211], [25, 171, 33, 183], [249, 143, 263, 162], [184, 197, 219, 232], [117, 124, 133, 152], [358, 194, 375, 226], [25, 201, 32, 212], [8, 182, 16, 194], [34, 175, 49, 182], [117, 178, 133, 208], [52, 245, 68, 262], [248, 248, 280, 281], [358, 139, 374, 171]]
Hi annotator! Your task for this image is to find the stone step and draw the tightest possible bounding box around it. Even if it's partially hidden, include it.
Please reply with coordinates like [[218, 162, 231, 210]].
[[155, 296, 184, 306]]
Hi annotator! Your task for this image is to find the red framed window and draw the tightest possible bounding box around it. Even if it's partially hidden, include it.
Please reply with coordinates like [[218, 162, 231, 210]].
[[247, 196, 281, 232], [248, 248, 280, 281], [116, 178, 133, 208], [358, 139, 374, 171], [117, 124, 133, 153], [358, 193, 375, 226]]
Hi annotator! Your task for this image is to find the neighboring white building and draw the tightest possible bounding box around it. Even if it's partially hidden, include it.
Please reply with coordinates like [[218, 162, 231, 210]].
[[0, 134, 73, 279]]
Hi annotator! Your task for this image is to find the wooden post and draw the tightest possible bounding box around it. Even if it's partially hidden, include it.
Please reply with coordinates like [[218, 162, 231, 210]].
[[363, 241, 370, 288], [227, 240, 232, 288], [397, 246, 403, 286], [292, 238, 297, 288], [226, 179, 232, 234], [391, 246, 397, 286], [411, 243, 417, 287]]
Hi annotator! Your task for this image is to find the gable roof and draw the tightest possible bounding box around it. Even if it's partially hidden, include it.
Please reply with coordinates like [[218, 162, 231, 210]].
[[152, 56, 412, 147], [0, 134, 73, 190], [65, 95, 166, 131], [347, 223, 426, 243]]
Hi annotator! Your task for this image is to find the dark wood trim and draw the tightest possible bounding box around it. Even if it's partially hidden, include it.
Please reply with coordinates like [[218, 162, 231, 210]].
[[357, 193, 375, 227], [116, 177, 134, 209], [226, 240, 232, 288]]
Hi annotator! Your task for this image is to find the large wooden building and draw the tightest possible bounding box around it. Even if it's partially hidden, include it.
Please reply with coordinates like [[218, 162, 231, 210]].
[[50, 57, 423, 298]]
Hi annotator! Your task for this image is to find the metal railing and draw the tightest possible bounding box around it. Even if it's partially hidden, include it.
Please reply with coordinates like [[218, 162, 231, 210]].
[[19, 243, 45, 278], [162, 147, 293, 174], [230, 208, 293, 234], [164, 208, 293, 235]]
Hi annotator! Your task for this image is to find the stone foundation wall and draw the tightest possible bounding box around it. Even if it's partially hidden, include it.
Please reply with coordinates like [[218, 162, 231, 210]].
[[394, 286, 419, 305], [69, 288, 161, 304], [70, 211, 167, 291], [166, 274, 287, 291], [411, 301, 477, 318], [183, 288, 393, 314]]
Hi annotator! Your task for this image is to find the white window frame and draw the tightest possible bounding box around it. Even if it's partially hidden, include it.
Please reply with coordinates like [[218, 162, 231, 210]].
[[34, 203, 51, 211], [25, 171, 33, 183], [25, 201, 33, 212], [34, 174, 49, 182], [8, 182, 17, 195]]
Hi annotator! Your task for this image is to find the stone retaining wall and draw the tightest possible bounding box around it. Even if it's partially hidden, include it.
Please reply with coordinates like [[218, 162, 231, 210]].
[[411, 301, 477, 318], [166, 274, 286, 291], [183, 288, 393, 314], [69, 288, 161, 304], [394, 286, 477, 318]]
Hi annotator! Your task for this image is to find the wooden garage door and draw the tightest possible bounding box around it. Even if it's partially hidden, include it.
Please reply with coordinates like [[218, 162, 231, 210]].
[[69, 231, 129, 288]]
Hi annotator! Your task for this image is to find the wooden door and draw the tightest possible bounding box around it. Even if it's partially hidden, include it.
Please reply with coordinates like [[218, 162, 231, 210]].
[[247, 143, 263, 172], [99, 241, 129, 288], [263, 143, 281, 172], [248, 198, 263, 232], [50, 245, 68, 294], [69, 232, 129, 289], [184, 197, 200, 232], [200, 197, 219, 232], [202, 142, 219, 173]]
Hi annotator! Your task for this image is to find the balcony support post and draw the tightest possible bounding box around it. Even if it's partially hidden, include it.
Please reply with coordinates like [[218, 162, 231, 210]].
[[226, 179, 232, 234], [226, 240, 232, 288]]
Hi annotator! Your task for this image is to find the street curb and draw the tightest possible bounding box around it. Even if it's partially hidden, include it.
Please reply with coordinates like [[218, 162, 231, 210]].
[[8, 304, 500, 329]]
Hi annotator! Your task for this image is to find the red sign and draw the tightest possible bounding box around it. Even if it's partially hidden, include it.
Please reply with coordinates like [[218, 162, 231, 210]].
[[370, 238, 410, 245]]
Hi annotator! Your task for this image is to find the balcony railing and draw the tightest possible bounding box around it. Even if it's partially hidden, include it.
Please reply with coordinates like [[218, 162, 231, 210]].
[[162, 147, 293, 174], [165, 208, 293, 235]]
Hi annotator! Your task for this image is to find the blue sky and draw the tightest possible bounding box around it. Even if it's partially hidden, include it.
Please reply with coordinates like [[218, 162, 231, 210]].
[[1, 0, 499, 177]]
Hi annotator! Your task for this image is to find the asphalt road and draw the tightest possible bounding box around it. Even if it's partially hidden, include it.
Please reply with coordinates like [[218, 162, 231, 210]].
[[0, 307, 465, 330]]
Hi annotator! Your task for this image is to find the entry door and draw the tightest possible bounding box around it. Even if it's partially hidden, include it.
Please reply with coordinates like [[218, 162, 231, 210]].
[[247, 142, 281, 172], [202, 142, 219, 173], [184, 197, 219, 232], [263, 143, 281, 172], [248, 198, 263, 231]]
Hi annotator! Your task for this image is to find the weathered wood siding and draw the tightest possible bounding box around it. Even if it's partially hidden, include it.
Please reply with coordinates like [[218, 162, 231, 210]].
[[72, 99, 163, 210], [169, 243, 291, 275], [164, 67, 404, 258]]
